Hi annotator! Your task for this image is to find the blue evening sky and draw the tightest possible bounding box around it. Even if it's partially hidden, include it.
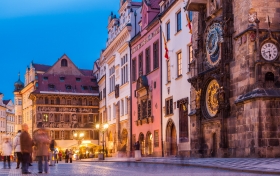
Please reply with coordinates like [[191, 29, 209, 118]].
[[0, 0, 124, 101]]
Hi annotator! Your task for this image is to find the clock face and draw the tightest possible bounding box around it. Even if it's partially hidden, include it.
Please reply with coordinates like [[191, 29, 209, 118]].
[[205, 23, 223, 66], [205, 79, 219, 117], [261, 42, 279, 61]]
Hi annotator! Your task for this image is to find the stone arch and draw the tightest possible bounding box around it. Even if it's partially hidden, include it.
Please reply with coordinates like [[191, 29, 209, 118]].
[[119, 129, 128, 151], [166, 119, 177, 156]]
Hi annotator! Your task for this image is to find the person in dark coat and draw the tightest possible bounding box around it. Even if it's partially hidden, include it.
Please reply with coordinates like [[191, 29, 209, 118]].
[[33, 128, 50, 174], [20, 123, 33, 174]]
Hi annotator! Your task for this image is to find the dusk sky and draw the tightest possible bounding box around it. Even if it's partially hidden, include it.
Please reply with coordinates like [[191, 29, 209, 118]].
[[0, 0, 123, 100]]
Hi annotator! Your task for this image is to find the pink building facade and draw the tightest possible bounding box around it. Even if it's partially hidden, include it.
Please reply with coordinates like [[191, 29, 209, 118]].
[[130, 0, 162, 157]]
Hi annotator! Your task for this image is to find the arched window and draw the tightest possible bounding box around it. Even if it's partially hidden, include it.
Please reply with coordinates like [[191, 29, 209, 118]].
[[265, 72, 274, 82], [61, 59, 68, 67]]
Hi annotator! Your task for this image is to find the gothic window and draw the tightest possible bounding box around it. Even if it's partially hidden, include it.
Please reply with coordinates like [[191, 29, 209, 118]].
[[56, 98, 60, 105], [51, 99, 54, 105], [78, 98, 82, 105], [265, 72, 274, 88], [141, 100, 147, 118], [153, 41, 159, 69], [132, 59, 136, 81], [177, 51, 182, 76], [145, 47, 151, 74], [138, 53, 143, 76], [61, 59, 68, 67], [176, 11, 182, 32], [165, 98, 173, 115]]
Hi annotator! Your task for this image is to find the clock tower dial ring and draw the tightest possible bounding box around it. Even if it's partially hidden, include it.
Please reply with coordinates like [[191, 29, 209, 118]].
[[205, 79, 220, 117], [261, 42, 279, 61], [205, 23, 223, 66]]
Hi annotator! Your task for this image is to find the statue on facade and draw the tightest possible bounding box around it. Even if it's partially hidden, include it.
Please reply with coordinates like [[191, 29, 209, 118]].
[[196, 89, 202, 109]]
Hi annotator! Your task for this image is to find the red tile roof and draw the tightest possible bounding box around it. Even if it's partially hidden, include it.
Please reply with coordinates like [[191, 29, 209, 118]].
[[33, 63, 51, 72], [34, 74, 98, 94]]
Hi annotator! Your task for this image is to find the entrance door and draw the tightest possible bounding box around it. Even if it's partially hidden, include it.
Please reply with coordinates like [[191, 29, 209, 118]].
[[166, 120, 177, 156]]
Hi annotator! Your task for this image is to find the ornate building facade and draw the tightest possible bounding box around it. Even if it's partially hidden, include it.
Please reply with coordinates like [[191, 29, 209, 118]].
[[130, 0, 162, 157], [14, 55, 99, 149], [98, 0, 142, 157], [160, 0, 193, 157], [187, 0, 280, 157]]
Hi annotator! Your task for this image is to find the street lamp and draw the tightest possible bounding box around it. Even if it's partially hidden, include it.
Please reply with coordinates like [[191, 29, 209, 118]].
[[95, 123, 108, 160], [73, 132, 84, 145]]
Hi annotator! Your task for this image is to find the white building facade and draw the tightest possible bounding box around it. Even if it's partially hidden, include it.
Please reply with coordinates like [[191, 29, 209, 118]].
[[97, 0, 142, 157], [160, 0, 193, 157]]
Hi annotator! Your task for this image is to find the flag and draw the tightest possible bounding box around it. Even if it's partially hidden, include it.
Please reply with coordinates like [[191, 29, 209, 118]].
[[162, 32, 169, 60], [186, 13, 192, 34]]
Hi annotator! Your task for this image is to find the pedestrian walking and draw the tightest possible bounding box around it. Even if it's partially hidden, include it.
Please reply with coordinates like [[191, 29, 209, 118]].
[[2, 135, 12, 169], [54, 149, 58, 163], [65, 149, 69, 163], [49, 139, 55, 166], [58, 151, 62, 161], [33, 128, 50, 174], [20, 123, 33, 174], [69, 149, 73, 163], [13, 130, 22, 169]]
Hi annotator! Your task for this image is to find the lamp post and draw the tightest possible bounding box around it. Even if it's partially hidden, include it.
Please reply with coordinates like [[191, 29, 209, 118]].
[[95, 123, 108, 160]]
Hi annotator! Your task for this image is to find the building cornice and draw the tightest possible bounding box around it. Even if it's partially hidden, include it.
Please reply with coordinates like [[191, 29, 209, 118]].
[[103, 26, 131, 59]]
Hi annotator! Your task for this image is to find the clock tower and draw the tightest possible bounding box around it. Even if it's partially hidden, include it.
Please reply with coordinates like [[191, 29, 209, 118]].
[[186, 0, 280, 158]]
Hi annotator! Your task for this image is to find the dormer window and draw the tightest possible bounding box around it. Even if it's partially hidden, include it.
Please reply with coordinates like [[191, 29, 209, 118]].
[[48, 84, 55, 89], [76, 78, 81, 82], [43, 77, 48, 80], [61, 59, 68, 67], [60, 77, 65, 81], [91, 78, 97, 82], [82, 86, 88, 90], [65, 85, 72, 90]]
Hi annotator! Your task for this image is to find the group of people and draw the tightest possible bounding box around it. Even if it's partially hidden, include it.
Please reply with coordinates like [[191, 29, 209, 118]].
[[1, 123, 72, 174]]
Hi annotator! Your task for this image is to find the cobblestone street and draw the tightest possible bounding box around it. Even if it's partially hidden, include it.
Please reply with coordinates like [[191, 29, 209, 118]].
[[0, 161, 278, 176]]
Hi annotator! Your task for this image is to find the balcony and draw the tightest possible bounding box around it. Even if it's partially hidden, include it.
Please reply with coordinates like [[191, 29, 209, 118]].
[[186, 0, 207, 11]]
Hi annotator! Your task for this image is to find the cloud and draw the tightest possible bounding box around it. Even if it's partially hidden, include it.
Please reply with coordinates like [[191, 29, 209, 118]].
[[0, 0, 112, 18]]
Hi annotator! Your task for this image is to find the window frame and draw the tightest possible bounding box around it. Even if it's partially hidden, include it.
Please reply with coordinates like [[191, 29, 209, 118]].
[[176, 10, 182, 32], [166, 21, 170, 41], [177, 51, 182, 77], [145, 46, 151, 74], [167, 60, 171, 83]]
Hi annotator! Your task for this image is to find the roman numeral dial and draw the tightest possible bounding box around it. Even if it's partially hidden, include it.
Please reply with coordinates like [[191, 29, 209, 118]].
[[261, 42, 279, 61]]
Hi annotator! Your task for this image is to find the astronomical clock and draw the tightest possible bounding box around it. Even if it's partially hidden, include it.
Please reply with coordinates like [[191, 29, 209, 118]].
[[187, 0, 280, 158]]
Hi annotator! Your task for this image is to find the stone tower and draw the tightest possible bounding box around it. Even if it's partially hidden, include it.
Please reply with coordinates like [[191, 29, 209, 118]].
[[187, 0, 280, 158]]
